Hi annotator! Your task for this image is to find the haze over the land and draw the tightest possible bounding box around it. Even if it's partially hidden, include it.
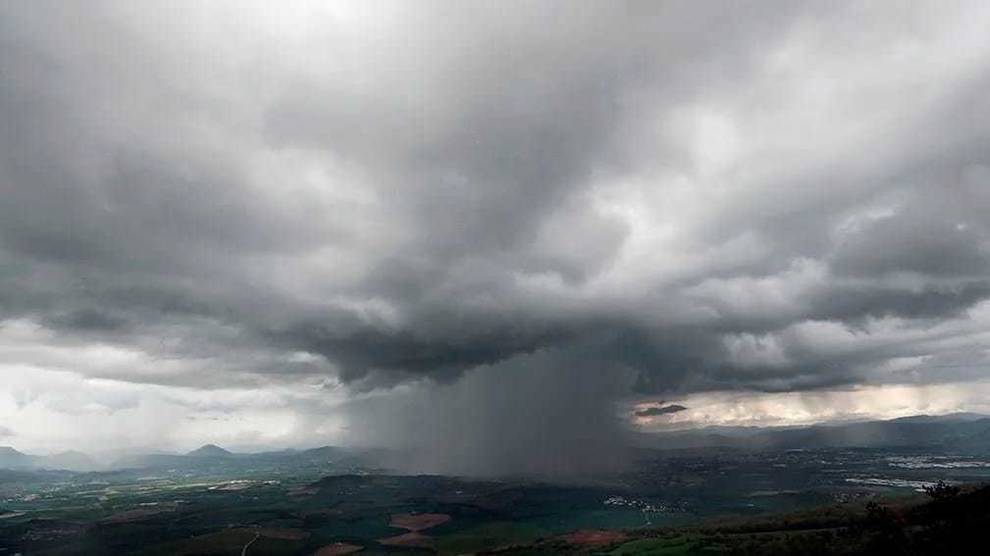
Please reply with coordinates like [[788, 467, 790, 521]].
[[2, 1, 990, 475]]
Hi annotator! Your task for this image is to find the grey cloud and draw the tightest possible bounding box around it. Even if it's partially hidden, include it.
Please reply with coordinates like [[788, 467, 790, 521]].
[[635, 404, 687, 418], [43, 309, 131, 333], [2, 0, 990, 471], [830, 195, 990, 279], [275, 318, 569, 388], [807, 282, 990, 322]]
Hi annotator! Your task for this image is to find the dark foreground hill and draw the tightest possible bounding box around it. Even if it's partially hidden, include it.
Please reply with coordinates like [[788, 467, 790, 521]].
[[2, 446, 989, 555], [498, 482, 990, 555]]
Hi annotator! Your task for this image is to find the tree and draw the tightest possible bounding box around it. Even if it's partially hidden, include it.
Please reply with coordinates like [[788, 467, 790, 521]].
[[923, 480, 959, 501]]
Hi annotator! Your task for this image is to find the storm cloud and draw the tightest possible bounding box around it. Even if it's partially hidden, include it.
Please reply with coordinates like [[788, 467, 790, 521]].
[[2, 1, 990, 471], [635, 405, 688, 418]]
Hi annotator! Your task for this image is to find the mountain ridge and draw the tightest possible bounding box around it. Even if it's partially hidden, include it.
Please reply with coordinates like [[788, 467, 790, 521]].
[[186, 444, 233, 458], [5, 413, 990, 473]]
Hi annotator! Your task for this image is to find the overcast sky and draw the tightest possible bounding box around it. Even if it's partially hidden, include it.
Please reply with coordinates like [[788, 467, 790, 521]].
[[2, 1, 990, 472]]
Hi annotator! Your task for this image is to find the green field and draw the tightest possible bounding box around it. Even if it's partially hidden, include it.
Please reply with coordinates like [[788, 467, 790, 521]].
[[3, 447, 988, 554]]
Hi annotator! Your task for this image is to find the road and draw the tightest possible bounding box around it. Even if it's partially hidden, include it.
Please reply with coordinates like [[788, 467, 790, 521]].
[[240, 531, 260, 556]]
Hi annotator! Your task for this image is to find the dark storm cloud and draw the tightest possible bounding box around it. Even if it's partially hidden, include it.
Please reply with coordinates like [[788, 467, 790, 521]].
[[2, 0, 990, 468], [807, 282, 990, 322], [635, 405, 688, 418], [275, 318, 569, 387], [830, 191, 990, 279]]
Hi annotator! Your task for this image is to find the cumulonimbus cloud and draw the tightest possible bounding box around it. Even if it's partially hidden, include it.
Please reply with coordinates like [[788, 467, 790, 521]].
[[2, 1, 990, 465]]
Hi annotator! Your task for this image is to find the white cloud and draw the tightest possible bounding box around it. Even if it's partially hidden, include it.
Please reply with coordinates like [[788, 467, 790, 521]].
[[633, 382, 990, 430]]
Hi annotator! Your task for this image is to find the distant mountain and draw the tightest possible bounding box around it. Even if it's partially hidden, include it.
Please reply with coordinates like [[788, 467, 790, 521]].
[[0, 447, 101, 472], [112, 452, 190, 469], [1, 443, 383, 475], [37, 451, 98, 472], [642, 413, 990, 452], [297, 446, 351, 461], [888, 412, 989, 424], [186, 444, 233, 458], [0, 446, 33, 469]]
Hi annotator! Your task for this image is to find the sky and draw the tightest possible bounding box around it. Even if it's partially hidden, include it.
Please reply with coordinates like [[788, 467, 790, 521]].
[[2, 1, 990, 473]]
